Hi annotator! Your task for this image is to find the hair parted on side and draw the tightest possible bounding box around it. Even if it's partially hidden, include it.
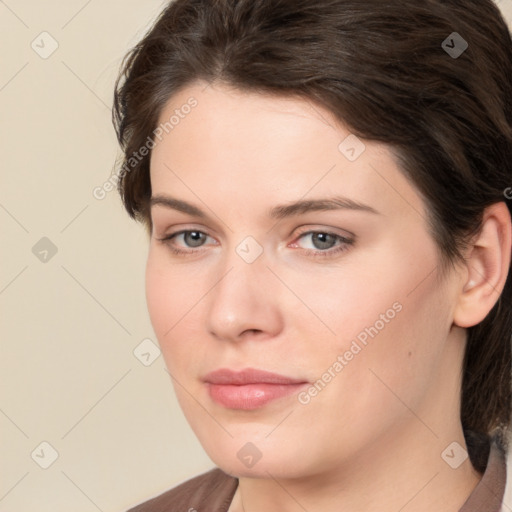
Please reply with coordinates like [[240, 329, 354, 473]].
[[112, 0, 512, 471]]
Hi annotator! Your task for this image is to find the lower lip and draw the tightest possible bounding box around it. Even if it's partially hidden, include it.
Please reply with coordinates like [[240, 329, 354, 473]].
[[207, 383, 307, 410]]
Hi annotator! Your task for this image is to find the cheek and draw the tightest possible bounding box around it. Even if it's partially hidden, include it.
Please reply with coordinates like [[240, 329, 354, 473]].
[[145, 253, 171, 338], [292, 280, 453, 460], [333, 272, 453, 422], [273, 255, 407, 359], [294, 241, 451, 400], [145, 250, 201, 363]]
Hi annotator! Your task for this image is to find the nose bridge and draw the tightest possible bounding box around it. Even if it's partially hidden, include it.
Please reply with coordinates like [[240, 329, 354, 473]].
[[215, 235, 269, 297], [205, 240, 282, 341], [211, 243, 268, 314]]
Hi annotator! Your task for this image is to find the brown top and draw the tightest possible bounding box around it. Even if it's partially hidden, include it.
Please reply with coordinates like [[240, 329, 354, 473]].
[[127, 437, 507, 512]]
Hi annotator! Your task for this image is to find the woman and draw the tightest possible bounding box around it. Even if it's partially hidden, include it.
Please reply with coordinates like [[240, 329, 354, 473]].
[[113, 1, 512, 510]]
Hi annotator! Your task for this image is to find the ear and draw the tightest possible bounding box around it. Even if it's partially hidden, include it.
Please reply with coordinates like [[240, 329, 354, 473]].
[[453, 202, 512, 328]]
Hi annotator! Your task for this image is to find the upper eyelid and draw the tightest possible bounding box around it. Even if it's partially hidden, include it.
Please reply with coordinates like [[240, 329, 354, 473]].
[[154, 223, 217, 239], [159, 230, 216, 242], [293, 225, 354, 237]]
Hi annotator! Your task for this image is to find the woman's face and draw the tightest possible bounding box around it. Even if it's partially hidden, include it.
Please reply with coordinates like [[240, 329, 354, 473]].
[[146, 81, 465, 478]]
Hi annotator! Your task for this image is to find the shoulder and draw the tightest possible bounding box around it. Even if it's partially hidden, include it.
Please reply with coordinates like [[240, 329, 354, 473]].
[[126, 468, 238, 512]]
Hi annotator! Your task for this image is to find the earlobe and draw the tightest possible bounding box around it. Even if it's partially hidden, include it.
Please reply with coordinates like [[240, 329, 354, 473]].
[[453, 202, 512, 328]]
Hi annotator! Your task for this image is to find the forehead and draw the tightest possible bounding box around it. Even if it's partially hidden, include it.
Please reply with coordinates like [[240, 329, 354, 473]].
[[149, 81, 427, 223], [152, 81, 347, 166]]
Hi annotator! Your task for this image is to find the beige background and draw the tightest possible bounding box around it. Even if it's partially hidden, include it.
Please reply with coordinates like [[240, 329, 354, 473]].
[[1, 1, 512, 511]]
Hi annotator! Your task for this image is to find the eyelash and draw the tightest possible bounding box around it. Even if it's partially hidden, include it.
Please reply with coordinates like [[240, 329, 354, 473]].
[[156, 229, 354, 260]]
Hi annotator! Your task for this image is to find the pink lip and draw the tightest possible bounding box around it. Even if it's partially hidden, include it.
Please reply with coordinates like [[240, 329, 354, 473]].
[[203, 368, 308, 410]]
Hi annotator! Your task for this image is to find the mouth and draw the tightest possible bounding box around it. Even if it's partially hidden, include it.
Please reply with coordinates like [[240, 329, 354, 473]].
[[203, 368, 309, 410]]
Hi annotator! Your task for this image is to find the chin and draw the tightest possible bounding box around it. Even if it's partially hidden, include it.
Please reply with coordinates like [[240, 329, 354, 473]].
[[201, 439, 312, 480]]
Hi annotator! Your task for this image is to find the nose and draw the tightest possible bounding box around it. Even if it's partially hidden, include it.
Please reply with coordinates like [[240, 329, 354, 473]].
[[204, 251, 284, 343]]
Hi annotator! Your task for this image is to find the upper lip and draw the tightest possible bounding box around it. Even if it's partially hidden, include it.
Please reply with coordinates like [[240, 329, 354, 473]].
[[203, 368, 308, 385]]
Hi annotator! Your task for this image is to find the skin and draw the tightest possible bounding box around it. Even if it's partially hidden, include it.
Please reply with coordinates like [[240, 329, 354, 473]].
[[146, 81, 511, 512]]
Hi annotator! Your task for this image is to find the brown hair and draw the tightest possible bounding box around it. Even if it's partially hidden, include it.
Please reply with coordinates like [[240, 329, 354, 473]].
[[113, 0, 512, 470]]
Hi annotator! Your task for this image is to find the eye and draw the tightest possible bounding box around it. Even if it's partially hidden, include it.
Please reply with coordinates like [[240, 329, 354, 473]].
[[177, 231, 208, 248], [156, 228, 353, 258], [156, 230, 216, 255], [291, 230, 354, 258], [299, 232, 339, 250]]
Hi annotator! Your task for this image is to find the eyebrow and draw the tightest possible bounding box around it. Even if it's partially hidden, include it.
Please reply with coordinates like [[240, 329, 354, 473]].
[[268, 196, 379, 219], [149, 194, 380, 220]]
